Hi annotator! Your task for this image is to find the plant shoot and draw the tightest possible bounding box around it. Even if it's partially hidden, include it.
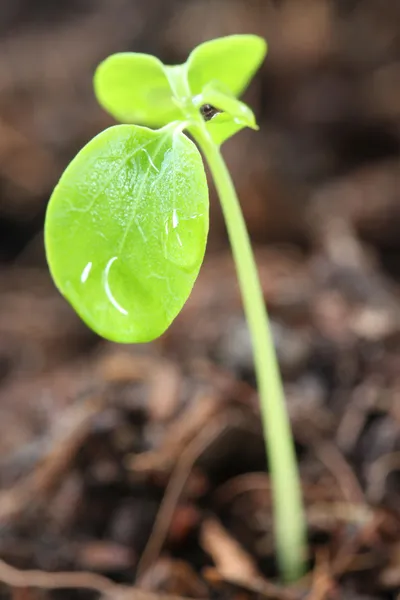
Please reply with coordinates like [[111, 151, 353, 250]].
[[45, 34, 306, 582]]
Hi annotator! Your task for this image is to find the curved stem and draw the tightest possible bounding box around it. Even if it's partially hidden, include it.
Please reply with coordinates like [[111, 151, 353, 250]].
[[193, 126, 306, 582]]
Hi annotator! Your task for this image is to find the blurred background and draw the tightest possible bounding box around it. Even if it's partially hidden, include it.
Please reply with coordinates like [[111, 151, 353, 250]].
[[0, 1, 399, 598]]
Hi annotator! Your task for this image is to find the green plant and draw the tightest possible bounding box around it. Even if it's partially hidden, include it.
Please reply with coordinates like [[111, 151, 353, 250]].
[[45, 35, 306, 581]]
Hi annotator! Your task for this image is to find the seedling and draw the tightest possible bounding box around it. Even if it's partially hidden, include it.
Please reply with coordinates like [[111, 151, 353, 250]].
[[45, 35, 306, 581]]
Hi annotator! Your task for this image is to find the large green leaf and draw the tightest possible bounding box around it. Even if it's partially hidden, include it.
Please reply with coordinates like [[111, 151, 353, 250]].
[[45, 124, 209, 343], [187, 35, 267, 98], [94, 53, 182, 127]]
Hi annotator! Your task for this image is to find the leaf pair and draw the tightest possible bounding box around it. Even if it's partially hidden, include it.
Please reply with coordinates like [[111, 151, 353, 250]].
[[45, 35, 267, 343], [94, 35, 267, 142]]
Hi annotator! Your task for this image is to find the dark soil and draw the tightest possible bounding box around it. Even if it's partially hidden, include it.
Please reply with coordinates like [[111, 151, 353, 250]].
[[0, 1, 399, 599]]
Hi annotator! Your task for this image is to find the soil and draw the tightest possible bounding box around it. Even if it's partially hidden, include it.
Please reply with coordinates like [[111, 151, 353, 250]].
[[0, 1, 399, 599]]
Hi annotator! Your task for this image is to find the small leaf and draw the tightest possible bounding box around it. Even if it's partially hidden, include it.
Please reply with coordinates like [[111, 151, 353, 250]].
[[196, 81, 258, 145], [187, 35, 267, 98], [201, 82, 258, 129], [202, 113, 246, 146], [94, 53, 182, 127], [45, 124, 209, 343]]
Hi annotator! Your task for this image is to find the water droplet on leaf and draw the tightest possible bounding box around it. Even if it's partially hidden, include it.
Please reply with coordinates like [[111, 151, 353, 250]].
[[163, 210, 205, 272], [80, 261, 93, 283], [103, 256, 129, 316]]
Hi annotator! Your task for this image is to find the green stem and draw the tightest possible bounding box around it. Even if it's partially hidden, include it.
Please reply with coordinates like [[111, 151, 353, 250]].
[[193, 126, 306, 582]]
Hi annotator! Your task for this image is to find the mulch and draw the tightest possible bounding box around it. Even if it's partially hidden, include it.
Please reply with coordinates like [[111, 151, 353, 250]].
[[0, 1, 399, 598]]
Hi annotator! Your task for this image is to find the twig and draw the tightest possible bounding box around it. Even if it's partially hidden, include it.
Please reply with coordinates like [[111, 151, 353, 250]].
[[129, 395, 220, 474], [0, 558, 116, 596], [0, 558, 197, 600], [135, 409, 248, 580], [313, 441, 365, 504], [0, 395, 104, 523], [367, 451, 400, 503], [201, 517, 299, 600], [200, 516, 260, 583], [308, 549, 334, 600]]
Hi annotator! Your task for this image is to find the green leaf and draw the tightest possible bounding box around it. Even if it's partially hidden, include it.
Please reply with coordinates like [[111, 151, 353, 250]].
[[197, 81, 258, 145], [94, 53, 182, 127], [187, 35, 267, 98], [45, 124, 209, 343], [201, 82, 258, 129]]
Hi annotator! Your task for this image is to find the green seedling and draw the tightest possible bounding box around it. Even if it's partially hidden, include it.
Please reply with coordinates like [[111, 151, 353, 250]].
[[45, 35, 306, 581]]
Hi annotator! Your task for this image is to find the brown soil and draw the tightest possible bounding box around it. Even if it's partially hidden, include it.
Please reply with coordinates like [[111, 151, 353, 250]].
[[0, 1, 399, 599]]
